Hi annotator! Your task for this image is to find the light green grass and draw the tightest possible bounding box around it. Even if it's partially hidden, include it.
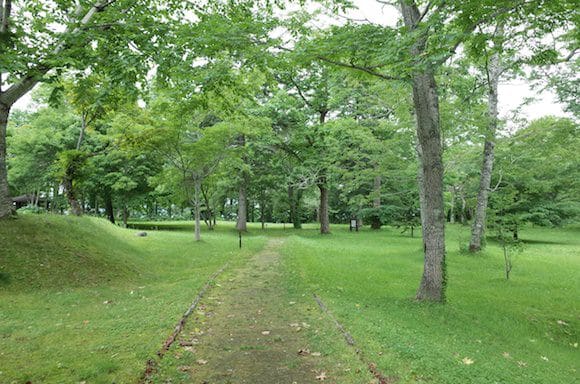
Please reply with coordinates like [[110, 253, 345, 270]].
[[0, 214, 266, 383], [1, 217, 578, 383], [280, 224, 580, 384]]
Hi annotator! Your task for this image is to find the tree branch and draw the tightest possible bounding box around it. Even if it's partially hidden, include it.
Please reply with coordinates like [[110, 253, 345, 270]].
[[0, 0, 118, 107], [316, 55, 405, 81]]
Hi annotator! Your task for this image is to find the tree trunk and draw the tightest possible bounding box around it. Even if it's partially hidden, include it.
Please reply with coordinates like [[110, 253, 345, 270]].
[[318, 179, 330, 234], [122, 203, 128, 228], [194, 178, 201, 241], [260, 195, 266, 229], [76, 112, 87, 150], [449, 186, 456, 223], [201, 184, 214, 230], [469, 26, 503, 251], [460, 190, 467, 224], [371, 175, 382, 229], [236, 181, 247, 232], [401, 0, 446, 302], [105, 193, 115, 224], [0, 103, 13, 218], [63, 177, 82, 216], [288, 185, 303, 229]]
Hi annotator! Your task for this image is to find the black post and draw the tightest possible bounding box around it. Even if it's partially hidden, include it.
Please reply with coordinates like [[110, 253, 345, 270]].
[[239, 230, 242, 249]]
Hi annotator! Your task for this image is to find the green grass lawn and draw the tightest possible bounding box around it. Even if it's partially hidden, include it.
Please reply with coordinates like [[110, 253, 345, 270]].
[[280, 224, 580, 384], [1, 216, 578, 383], [0, 214, 266, 383]]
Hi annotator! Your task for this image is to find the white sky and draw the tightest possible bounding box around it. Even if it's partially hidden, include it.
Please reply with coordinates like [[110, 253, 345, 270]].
[[14, 0, 568, 123]]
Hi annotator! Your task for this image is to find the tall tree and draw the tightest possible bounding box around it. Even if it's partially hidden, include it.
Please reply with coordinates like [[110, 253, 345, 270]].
[[0, 0, 182, 218]]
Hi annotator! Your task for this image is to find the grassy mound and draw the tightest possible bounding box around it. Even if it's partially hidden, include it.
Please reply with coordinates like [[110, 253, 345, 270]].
[[0, 214, 145, 290], [0, 215, 267, 383]]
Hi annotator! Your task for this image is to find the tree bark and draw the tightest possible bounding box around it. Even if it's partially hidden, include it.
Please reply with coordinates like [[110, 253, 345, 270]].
[[401, 0, 446, 302], [288, 185, 303, 229], [194, 178, 201, 241], [122, 203, 128, 228], [63, 176, 82, 216], [105, 193, 115, 224], [371, 175, 382, 229], [318, 178, 330, 234], [236, 180, 247, 232], [0, 103, 13, 218], [469, 25, 503, 252], [449, 186, 456, 224]]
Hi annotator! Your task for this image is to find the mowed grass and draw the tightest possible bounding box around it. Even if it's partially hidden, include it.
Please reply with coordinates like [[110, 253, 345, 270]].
[[0, 214, 266, 383], [280, 224, 580, 384]]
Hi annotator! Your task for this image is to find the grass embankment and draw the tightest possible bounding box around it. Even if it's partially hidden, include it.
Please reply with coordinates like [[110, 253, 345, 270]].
[[0, 215, 266, 383], [280, 225, 580, 384]]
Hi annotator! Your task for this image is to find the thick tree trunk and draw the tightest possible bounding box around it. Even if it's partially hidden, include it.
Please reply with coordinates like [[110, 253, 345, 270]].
[[470, 30, 502, 251], [105, 193, 115, 224], [412, 72, 446, 302], [371, 175, 382, 229], [194, 178, 201, 241], [0, 103, 13, 218], [63, 177, 82, 216], [401, 0, 446, 302], [236, 181, 247, 232], [318, 179, 330, 234]]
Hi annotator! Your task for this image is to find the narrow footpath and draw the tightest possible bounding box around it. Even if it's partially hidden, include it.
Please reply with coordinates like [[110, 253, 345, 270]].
[[149, 238, 373, 383]]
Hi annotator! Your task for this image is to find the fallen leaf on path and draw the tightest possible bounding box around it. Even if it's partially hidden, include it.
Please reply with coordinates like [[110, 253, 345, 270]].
[[462, 357, 474, 365], [316, 371, 327, 381]]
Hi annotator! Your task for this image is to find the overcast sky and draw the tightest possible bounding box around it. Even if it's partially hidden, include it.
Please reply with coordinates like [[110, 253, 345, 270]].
[[347, 0, 568, 123], [14, 0, 568, 123]]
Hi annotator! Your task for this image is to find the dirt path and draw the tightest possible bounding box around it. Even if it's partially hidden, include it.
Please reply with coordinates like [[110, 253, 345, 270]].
[[150, 238, 372, 383]]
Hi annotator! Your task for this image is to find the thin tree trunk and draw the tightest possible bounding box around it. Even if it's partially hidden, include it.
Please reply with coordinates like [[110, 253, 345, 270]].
[[318, 178, 330, 234], [470, 25, 503, 251], [236, 180, 247, 232], [194, 178, 201, 241], [0, 103, 13, 218], [260, 195, 266, 229], [122, 202, 128, 228], [460, 190, 467, 224], [371, 175, 382, 229], [76, 112, 87, 150], [401, 0, 446, 302], [201, 184, 213, 230], [449, 186, 456, 224]]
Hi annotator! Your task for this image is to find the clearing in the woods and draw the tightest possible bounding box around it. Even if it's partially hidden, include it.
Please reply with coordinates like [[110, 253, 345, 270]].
[[0, 216, 578, 383]]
